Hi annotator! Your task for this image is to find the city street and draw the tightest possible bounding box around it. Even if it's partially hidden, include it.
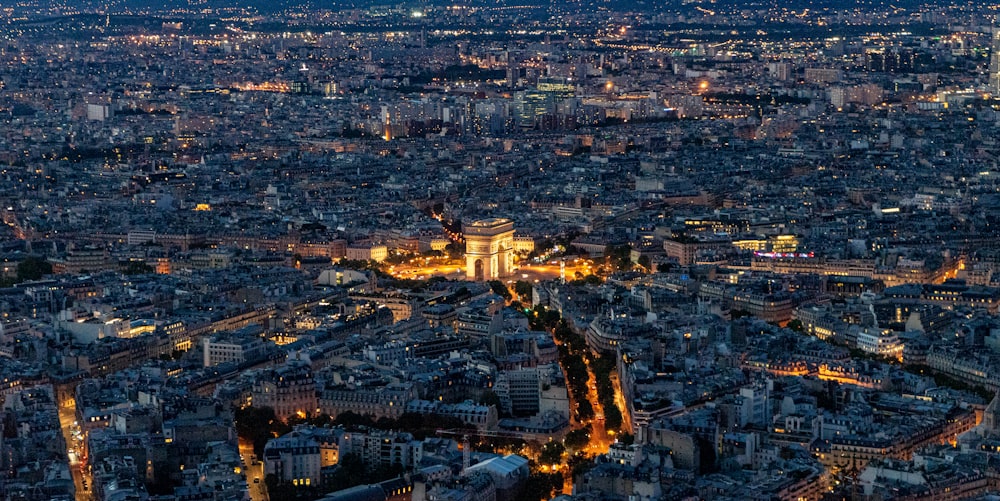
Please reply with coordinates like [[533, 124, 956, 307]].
[[57, 399, 91, 501], [582, 367, 614, 456], [387, 258, 596, 284], [240, 439, 269, 501]]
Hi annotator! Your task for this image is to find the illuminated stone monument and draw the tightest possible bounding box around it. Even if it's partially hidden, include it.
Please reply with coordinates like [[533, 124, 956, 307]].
[[464, 218, 515, 281]]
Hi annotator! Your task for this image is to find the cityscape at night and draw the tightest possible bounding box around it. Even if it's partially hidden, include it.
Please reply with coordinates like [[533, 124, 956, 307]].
[[3, 0, 1000, 500]]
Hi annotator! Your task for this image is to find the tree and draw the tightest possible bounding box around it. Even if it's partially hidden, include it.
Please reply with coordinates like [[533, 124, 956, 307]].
[[569, 455, 594, 477], [539, 441, 565, 465], [122, 260, 154, 275], [569, 274, 602, 286], [514, 472, 562, 501], [477, 390, 503, 410], [445, 242, 463, 259], [730, 309, 753, 319], [304, 413, 332, 428], [338, 259, 373, 270], [385, 252, 409, 265], [514, 280, 534, 299], [528, 305, 561, 331], [604, 405, 623, 431], [564, 427, 591, 450], [16, 256, 52, 282], [489, 280, 512, 300], [332, 411, 377, 429], [576, 399, 594, 421], [323, 452, 404, 494], [637, 255, 651, 270], [233, 406, 288, 456], [603, 244, 632, 271]]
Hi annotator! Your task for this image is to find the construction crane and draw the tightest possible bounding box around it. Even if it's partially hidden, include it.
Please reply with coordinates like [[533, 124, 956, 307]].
[[434, 428, 538, 440]]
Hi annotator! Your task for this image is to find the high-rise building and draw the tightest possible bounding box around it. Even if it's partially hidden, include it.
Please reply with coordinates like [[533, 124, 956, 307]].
[[990, 30, 1000, 94]]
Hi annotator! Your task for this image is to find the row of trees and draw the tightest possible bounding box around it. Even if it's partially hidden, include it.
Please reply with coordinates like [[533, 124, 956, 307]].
[[529, 306, 596, 423], [1, 255, 169, 286], [237, 406, 566, 500], [513, 472, 562, 501], [590, 356, 624, 431], [535, 305, 626, 432], [559, 341, 594, 422], [526, 304, 561, 332], [265, 451, 405, 501], [234, 407, 477, 457], [0, 256, 52, 287]]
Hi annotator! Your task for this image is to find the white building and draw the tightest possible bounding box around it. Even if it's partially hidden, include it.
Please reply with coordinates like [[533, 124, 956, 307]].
[[127, 230, 156, 246], [263, 432, 322, 487], [86, 103, 113, 121], [495, 369, 540, 416], [339, 430, 422, 469], [202, 330, 269, 367], [856, 328, 904, 360], [404, 400, 498, 431], [736, 385, 769, 427], [464, 455, 529, 493], [56, 308, 128, 345], [345, 242, 389, 263]]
